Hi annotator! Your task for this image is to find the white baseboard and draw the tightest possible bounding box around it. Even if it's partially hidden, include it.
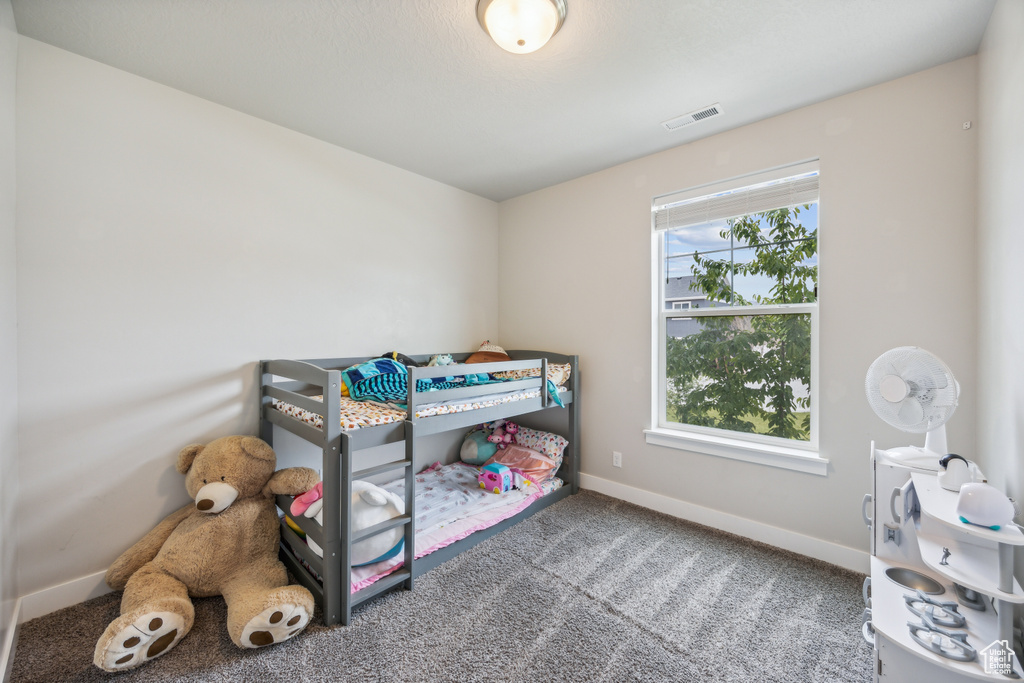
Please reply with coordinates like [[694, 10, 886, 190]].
[[3, 480, 868, 639], [1, 598, 19, 683], [581, 473, 870, 574], [18, 571, 110, 624]]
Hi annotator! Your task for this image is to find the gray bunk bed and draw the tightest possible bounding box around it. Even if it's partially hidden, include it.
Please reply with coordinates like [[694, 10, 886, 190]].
[[259, 350, 579, 626]]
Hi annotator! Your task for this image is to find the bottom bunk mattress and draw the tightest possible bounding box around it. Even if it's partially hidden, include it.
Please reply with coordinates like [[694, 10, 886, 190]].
[[283, 462, 562, 593]]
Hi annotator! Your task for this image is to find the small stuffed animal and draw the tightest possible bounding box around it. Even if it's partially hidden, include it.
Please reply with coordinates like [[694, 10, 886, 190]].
[[290, 480, 405, 566], [95, 436, 319, 672], [460, 429, 498, 465], [486, 420, 519, 450], [427, 353, 454, 367]]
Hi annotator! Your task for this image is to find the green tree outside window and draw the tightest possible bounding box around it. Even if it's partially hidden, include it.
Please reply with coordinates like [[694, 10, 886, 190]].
[[665, 206, 817, 440]]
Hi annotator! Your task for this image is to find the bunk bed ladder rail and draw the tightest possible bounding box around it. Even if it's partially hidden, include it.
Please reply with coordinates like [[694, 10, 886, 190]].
[[319, 369, 345, 628], [337, 422, 416, 625]]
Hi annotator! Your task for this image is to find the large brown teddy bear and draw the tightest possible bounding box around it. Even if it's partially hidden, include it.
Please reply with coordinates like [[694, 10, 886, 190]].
[[94, 436, 319, 671]]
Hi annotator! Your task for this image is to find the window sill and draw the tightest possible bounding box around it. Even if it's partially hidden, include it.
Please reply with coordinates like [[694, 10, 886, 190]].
[[644, 428, 828, 476]]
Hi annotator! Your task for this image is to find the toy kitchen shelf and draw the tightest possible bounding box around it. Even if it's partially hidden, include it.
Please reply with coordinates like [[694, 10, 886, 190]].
[[911, 472, 1024, 605], [870, 471, 1024, 680]]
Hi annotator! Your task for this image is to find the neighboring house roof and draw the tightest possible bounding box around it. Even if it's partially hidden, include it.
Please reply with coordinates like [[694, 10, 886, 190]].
[[664, 276, 729, 304], [665, 277, 731, 339], [664, 276, 703, 300]]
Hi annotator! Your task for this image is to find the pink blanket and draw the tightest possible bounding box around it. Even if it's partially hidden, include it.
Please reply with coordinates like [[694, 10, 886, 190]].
[[349, 462, 559, 592]]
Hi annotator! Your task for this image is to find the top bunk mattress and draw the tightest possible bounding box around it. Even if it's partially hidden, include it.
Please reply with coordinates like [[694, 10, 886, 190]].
[[271, 362, 571, 432]]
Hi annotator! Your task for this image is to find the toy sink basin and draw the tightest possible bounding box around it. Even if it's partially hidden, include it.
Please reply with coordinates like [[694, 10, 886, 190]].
[[885, 567, 944, 594]]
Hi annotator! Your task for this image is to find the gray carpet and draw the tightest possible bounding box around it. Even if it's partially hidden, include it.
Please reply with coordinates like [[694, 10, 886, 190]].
[[10, 490, 872, 682]]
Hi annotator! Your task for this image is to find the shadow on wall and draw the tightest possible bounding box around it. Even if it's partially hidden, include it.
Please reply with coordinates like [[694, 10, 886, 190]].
[[17, 365, 265, 594]]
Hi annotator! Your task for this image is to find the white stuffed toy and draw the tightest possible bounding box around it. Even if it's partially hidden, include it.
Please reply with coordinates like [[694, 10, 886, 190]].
[[427, 353, 454, 367], [290, 480, 405, 566]]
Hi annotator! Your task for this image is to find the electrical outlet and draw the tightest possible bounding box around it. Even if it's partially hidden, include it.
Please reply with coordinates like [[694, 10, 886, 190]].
[[613, 451, 622, 468]]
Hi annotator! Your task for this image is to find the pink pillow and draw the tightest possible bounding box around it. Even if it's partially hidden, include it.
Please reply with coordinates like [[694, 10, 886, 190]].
[[484, 444, 558, 485]]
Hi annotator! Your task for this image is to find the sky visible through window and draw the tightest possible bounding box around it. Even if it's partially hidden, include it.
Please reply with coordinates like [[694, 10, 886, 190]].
[[664, 203, 818, 306]]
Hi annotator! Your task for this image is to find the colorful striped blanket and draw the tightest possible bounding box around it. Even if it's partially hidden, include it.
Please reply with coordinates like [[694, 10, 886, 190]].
[[342, 358, 492, 407]]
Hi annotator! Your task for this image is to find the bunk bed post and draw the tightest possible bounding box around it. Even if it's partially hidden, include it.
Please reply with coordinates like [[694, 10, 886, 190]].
[[541, 358, 549, 407], [403, 420, 415, 590], [403, 365, 417, 588], [569, 355, 580, 494], [339, 431, 353, 625], [259, 361, 274, 446], [319, 369, 346, 627]]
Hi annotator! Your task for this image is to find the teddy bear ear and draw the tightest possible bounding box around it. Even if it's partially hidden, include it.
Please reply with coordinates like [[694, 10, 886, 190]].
[[239, 437, 276, 463], [176, 444, 204, 474]]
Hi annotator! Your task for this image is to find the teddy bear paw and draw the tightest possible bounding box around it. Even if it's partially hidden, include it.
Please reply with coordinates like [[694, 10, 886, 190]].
[[94, 610, 185, 671], [240, 603, 310, 648]]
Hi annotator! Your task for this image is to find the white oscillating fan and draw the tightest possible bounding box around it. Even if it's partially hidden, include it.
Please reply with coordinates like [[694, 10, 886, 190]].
[[865, 346, 959, 469]]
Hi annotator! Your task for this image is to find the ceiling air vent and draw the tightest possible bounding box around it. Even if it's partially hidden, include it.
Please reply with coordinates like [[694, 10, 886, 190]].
[[661, 103, 723, 131]]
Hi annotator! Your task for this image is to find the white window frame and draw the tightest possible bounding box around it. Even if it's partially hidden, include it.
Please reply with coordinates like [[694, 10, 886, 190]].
[[646, 161, 826, 476]]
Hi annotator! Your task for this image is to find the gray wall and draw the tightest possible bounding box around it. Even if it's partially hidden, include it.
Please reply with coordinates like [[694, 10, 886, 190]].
[[14, 38, 500, 598], [0, 0, 19, 669], [498, 57, 979, 566], [977, 0, 1024, 574]]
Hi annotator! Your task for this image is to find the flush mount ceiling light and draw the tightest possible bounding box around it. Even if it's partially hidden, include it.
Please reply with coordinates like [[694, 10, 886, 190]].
[[477, 0, 567, 54]]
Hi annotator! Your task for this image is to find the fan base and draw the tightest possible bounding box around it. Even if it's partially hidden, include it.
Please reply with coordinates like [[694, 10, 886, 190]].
[[877, 446, 943, 471]]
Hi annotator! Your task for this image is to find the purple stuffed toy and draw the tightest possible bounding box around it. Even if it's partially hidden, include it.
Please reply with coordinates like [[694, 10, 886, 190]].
[[486, 420, 519, 450]]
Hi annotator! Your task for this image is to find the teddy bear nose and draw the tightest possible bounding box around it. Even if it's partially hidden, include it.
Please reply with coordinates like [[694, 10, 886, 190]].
[[194, 481, 238, 514]]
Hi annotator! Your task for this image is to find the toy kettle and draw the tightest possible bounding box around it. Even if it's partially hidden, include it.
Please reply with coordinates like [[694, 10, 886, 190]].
[[938, 454, 973, 492]]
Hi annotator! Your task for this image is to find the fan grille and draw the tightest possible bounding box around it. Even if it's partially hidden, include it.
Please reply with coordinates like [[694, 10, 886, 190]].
[[865, 347, 958, 433]]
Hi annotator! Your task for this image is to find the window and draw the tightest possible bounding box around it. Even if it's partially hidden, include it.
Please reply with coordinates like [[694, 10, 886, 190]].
[[647, 161, 823, 474]]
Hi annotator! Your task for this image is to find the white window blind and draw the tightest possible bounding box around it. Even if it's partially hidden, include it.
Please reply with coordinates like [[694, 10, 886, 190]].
[[653, 162, 819, 232]]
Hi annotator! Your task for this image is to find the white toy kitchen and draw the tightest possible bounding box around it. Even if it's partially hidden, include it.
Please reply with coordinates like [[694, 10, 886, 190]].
[[863, 446, 1023, 681]]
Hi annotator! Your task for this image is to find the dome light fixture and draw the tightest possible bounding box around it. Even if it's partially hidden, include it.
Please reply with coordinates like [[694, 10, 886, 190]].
[[477, 0, 567, 55]]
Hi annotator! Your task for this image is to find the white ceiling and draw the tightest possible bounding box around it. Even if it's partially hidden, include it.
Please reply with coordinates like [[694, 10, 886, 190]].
[[10, 0, 996, 201]]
